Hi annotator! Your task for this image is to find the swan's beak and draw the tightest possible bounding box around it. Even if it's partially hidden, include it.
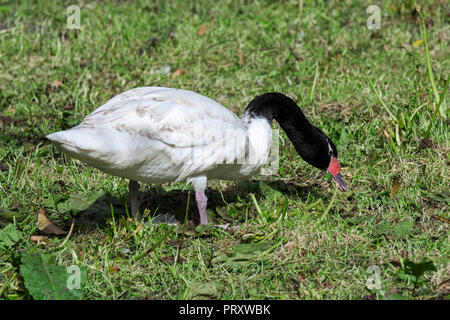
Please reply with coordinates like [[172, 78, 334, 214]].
[[327, 157, 347, 191]]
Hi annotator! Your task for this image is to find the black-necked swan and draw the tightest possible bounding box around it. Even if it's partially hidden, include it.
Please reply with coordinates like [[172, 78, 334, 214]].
[[47, 87, 347, 224]]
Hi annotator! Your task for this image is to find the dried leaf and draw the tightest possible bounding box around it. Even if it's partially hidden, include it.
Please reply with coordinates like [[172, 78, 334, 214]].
[[197, 24, 208, 36], [108, 265, 120, 274], [171, 69, 185, 78], [37, 208, 68, 235], [390, 177, 401, 199], [30, 235, 49, 246], [413, 39, 424, 47], [430, 214, 450, 224]]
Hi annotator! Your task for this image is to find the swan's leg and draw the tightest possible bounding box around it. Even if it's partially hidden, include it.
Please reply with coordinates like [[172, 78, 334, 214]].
[[195, 192, 208, 225], [188, 176, 209, 225], [129, 180, 140, 218]]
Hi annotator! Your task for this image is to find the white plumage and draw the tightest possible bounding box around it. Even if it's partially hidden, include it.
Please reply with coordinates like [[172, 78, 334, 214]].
[[47, 87, 273, 224]]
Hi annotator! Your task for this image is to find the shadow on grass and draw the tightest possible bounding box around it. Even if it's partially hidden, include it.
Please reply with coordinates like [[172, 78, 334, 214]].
[[73, 179, 322, 230]]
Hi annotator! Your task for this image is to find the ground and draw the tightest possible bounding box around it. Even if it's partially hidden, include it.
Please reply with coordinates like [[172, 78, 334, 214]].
[[0, 0, 448, 299]]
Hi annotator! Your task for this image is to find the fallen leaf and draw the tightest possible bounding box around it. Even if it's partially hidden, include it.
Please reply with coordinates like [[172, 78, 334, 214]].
[[413, 39, 424, 47], [108, 265, 120, 274], [171, 69, 185, 78], [20, 253, 86, 300], [30, 235, 49, 246], [37, 208, 68, 235], [53, 80, 63, 87], [430, 214, 450, 224], [390, 177, 401, 199], [197, 24, 208, 36]]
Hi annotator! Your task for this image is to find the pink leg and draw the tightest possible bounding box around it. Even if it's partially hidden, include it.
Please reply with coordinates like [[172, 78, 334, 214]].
[[195, 191, 208, 225]]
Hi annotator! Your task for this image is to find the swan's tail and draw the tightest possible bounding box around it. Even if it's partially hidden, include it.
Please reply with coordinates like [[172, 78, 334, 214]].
[[46, 126, 106, 162]]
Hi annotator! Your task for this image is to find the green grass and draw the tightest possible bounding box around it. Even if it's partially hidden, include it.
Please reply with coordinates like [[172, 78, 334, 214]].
[[0, 0, 448, 300]]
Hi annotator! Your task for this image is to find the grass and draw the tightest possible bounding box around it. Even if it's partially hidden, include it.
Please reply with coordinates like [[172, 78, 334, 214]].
[[0, 0, 449, 300]]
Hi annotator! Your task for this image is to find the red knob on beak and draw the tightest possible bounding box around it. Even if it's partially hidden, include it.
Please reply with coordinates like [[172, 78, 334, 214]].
[[327, 157, 347, 191]]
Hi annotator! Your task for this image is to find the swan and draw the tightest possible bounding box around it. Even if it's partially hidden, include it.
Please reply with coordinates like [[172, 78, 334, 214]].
[[47, 87, 347, 224]]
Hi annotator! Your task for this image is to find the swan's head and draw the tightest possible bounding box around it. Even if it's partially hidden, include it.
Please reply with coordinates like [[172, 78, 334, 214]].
[[293, 126, 347, 192], [242, 92, 348, 191]]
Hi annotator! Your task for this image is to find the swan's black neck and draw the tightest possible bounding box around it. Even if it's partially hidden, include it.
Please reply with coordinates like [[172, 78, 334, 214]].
[[242, 93, 336, 170], [243, 92, 313, 134]]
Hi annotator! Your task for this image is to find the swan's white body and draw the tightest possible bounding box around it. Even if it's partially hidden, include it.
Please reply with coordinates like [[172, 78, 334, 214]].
[[47, 87, 273, 223], [48, 87, 272, 184]]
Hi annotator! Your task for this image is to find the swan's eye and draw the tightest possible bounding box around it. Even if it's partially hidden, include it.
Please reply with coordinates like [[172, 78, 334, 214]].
[[327, 142, 334, 157]]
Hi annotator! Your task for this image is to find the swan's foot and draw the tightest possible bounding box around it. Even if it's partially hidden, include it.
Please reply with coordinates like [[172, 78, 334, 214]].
[[129, 180, 140, 218], [214, 223, 230, 230], [195, 191, 208, 225]]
